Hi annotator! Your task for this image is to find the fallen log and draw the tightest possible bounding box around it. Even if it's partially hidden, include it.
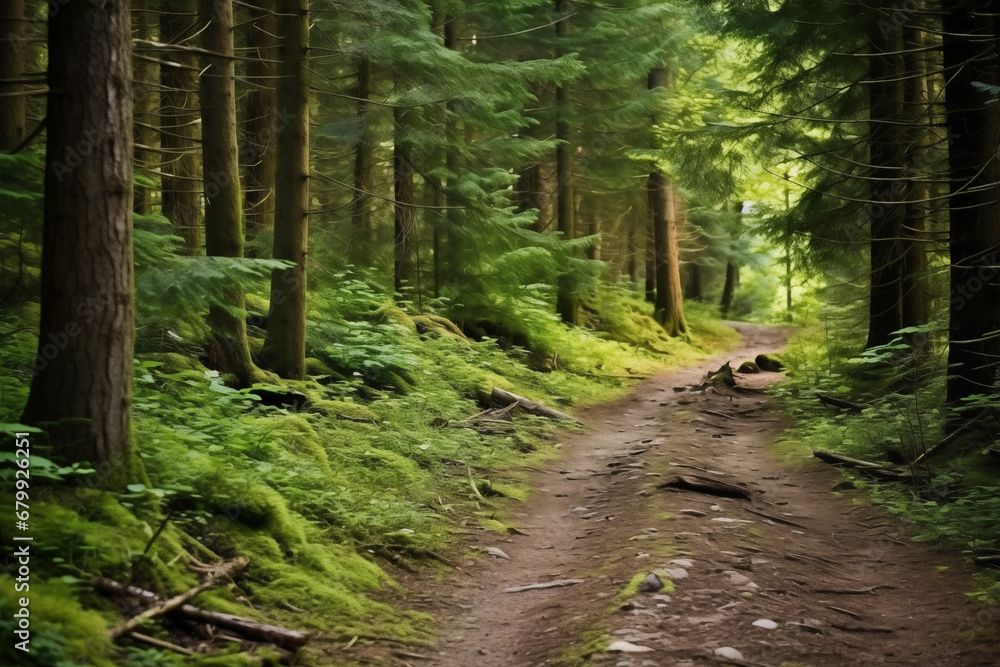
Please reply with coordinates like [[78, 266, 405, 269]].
[[109, 557, 249, 639], [490, 387, 580, 423], [815, 392, 865, 413], [812, 450, 907, 481], [129, 632, 196, 656], [658, 474, 753, 501], [93, 577, 310, 649]]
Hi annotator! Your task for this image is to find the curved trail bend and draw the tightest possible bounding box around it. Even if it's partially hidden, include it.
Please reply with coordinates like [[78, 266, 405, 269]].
[[402, 324, 1000, 666]]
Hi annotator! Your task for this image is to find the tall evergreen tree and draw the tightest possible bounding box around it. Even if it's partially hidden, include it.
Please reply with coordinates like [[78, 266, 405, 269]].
[[22, 0, 138, 486], [262, 0, 311, 380], [199, 0, 267, 386], [0, 0, 27, 151]]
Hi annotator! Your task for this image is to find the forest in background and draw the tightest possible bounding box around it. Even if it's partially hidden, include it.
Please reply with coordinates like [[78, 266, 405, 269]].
[[2, 0, 1000, 665]]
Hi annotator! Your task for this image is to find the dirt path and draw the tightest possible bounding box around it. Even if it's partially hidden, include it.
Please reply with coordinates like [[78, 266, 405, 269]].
[[397, 324, 1000, 667]]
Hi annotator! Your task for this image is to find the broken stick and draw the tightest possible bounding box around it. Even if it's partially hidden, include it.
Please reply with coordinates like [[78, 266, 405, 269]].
[[490, 387, 580, 423], [504, 579, 584, 593], [108, 557, 249, 639]]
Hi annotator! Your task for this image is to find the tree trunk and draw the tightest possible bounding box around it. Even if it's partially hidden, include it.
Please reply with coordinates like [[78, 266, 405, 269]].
[[684, 262, 703, 301], [650, 171, 687, 335], [243, 0, 277, 241], [720, 260, 739, 318], [626, 210, 639, 284], [0, 0, 27, 151], [21, 0, 138, 488], [394, 106, 419, 301], [199, 0, 266, 387], [649, 67, 686, 336], [866, 7, 907, 349], [942, 0, 1000, 407], [352, 56, 375, 256], [132, 3, 159, 215], [160, 0, 202, 254], [585, 206, 600, 261], [261, 0, 309, 380], [554, 0, 576, 324], [645, 199, 655, 303], [900, 19, 931, 342]]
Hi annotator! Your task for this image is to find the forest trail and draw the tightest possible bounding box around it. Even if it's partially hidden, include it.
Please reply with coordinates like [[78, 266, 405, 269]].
[[395, 324, 1000, 667]]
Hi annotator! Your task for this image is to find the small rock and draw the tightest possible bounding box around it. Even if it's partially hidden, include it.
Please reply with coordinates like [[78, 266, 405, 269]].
[[714, 647, 744, 660], [670, 559, 695, 568], [737, 361, 760, 374], [679, 509, 707, 517], [608, 641, 654, 653], [663, 567, 688, 580], [710, 505, 722, 512], [752, 619, 778, 629], [724, 571, 752, 586], [638, 573, 664, 593], [570, 506, 590, 514], [484, 547, 510, 560]]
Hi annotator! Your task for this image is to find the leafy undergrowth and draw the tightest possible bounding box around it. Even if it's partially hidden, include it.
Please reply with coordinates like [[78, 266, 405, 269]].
[[0, 280, 737, 667], [772, 316, 1000, 606]]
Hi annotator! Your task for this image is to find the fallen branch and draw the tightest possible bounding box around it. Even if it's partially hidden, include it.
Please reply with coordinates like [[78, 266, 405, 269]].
[[911, 416, 980, 465], [93, 577, 309, 649], [658, 474, 753, 501], [740, 507, 808, 529], [491, 387, 580, 423], [702, 409, 737, 421], [504, 578, 584, 593], [815, 392, 865, 413], [812, 450, 907, 481], [129, 632, 195, 656], [109, 557, 249, 639], [813, 584, 895, 595], [831, 623, 893, 633]]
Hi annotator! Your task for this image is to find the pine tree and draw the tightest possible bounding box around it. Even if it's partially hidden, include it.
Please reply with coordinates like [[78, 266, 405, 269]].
[[199, 0, 268, 386], [261, 0, 310, 380], [0, 0, 26, 151], [22, 0, 138, 487], [243, 0, 278, 241]]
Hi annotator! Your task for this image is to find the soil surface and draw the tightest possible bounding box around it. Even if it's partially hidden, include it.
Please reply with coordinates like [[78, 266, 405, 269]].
[[388, 324, 1000, 667]]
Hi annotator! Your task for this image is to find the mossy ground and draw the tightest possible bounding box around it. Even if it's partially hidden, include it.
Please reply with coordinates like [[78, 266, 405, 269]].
[[0, 284, 737, 667]]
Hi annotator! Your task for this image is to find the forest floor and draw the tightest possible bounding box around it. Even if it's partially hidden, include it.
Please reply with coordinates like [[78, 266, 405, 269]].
[[368, 324, 1000, 667]]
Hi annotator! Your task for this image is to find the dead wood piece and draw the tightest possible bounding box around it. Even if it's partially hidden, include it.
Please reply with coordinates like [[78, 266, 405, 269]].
[[129, 632, 196, 656], [707, 362, 737, 387], [812, 450, 907, 481], [702, 409, 737, 420], [490, 387, 580, 423], [815, 392, 865, 413], [393, 650, 433, 660], [658, 474, 753, 501], [741, 507, 807, 529], [973, 554, 1000, 567], [826, 605, 863, 620], [813, 585, 895, 595], [831, 623, 893, 634], [92, 577, 310, 649], [108, 557, 249, 639], [912, 416, 981, 465], [504, 578, 584, 593]]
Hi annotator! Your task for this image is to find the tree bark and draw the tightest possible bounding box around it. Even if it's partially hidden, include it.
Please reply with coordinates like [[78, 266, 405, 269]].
[[900, 18, 932, 342], [261, 0, 309, 380], [160, 0, 202, 254], [649, 169, 687, 335], [720, 260, 739, 318], [132, 2, 159, 215], [554, 0, 576, 325], [645, 198, 656, 303], [21, 0, 138, 488], [684, 262, 703, 301], [0, 0, 26, 151], [394, 106, 419, 300], [242, 0, 277, 241], [942, 0, 1000, 407], [866, 7, 907, 349], [199, 0, 266, 387], [352, 56, 375, 256]]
